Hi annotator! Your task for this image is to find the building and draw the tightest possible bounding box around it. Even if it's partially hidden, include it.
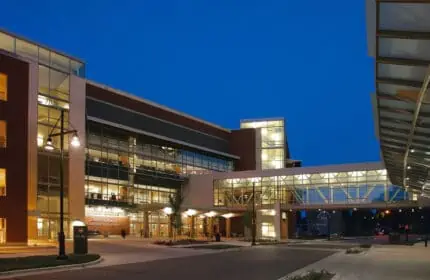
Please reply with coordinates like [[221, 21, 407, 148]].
[[0, 26, 426, 245], [0, 29, 301, 244]]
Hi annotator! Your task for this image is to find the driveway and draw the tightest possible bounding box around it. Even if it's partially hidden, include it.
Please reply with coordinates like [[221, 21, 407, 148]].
[[17, 246, 335, 280]]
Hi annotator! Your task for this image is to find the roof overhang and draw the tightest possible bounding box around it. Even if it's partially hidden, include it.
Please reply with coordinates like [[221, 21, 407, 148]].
[[367, 0, 430, 198]]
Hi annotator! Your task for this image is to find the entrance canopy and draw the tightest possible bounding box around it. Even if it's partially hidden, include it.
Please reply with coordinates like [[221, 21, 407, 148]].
[[367, 0, 430, 197]]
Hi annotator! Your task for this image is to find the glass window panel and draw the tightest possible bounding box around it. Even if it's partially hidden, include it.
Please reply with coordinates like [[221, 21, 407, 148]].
[[367, 184, 386, 202], [50, 51, 70, 73], [15, 39, 38, 61], [0, 73, 7, 101], [0, 121, 6, 148], [0, 169, 5, 196], [49, 69, 69, 100]]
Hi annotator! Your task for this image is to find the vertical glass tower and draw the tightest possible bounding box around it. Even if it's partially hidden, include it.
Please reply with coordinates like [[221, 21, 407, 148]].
[[240, 118, 286, 170]]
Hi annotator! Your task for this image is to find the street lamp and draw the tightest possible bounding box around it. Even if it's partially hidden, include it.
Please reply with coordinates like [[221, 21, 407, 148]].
[[43, 108, 80, 260]]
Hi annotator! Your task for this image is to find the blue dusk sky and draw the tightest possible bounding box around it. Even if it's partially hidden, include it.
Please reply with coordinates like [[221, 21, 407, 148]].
[[0, 0, 378, 166]]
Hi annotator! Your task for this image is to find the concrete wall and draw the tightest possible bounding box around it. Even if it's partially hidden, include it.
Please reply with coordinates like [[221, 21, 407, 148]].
[[183, 174, 215, 210], [68, 75, 86, 227]]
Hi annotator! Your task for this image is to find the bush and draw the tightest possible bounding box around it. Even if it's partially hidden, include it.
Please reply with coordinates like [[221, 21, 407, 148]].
[[359, 244, 372, 249], [287, 270, 334, 280], [346, 247, 363, 254], [153, 239, 208, 246]]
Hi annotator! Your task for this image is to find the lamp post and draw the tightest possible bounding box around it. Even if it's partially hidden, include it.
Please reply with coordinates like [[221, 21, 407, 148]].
[[252, 181, 256, 246], [44, 108, 80, 260]]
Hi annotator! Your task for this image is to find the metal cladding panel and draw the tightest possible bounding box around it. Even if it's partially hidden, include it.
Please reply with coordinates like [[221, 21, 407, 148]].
[[86, 98, 230, 154]]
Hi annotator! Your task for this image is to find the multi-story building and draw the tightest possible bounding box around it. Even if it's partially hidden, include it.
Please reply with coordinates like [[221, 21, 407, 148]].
[[0, 27, 425, 244], [0, 29, 302, 244]]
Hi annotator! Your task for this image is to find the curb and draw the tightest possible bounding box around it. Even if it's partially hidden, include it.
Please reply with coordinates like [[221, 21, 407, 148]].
[[0, 256, 103, 277]]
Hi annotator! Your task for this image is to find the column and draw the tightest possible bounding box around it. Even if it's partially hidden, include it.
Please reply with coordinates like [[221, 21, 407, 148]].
[[190, 216, 195, 238], [168, 215, 173, 238], [208, 217, 214, 238], [226, 218, 231, 238], [143, 211, 149, 238], [68, 75, 86, 226]]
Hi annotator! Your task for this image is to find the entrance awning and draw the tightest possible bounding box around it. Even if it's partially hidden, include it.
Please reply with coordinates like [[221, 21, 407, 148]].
[[367, 0, 430, 197]]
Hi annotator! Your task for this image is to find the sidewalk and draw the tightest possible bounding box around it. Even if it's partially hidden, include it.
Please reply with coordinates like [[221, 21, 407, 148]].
[[287, 245, 430, 280]]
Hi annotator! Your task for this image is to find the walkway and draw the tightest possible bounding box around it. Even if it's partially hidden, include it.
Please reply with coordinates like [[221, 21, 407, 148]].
[[287, 243, 430, 280]]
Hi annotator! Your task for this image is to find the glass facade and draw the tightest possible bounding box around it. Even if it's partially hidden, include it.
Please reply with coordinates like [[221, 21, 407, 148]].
[[0, 169, 5, 196], [0, 31, 85, 77], [241, 119, 285, 170], [85, 121, 235, 236], [214, 169, 410, 208], [0, 30, 86, 240], [0, 121, 6, 148], [0, 73, 7, 101]]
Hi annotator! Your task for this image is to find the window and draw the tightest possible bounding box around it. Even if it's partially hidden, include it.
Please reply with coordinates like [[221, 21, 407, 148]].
[[0, 73, 7, 101], [0, 169, 5, 196], [0, 121, 5, 148]]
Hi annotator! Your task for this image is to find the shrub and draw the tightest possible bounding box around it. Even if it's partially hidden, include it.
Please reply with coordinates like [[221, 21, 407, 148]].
[[287, 270, 334, 280], [359, 243, 372, 249], [346, 247, 363, 254]]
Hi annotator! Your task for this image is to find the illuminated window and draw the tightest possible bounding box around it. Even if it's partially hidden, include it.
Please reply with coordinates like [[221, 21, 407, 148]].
[[0, 169, 6, 196], [0, 121, 5, 148], [0, 73, 7, 101], [261, 222, 275, 238]]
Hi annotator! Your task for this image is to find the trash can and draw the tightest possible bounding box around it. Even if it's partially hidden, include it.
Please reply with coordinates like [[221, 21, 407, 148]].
[[215, 233, 221, 242], [73, 226, 88, 255]]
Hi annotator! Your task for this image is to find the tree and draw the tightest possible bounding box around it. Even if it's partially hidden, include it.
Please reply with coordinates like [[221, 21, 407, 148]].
[[169, 189, 184, 241]]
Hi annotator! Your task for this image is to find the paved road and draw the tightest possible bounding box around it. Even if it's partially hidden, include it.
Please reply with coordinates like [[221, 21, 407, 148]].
[[18, 247, 334, 280]]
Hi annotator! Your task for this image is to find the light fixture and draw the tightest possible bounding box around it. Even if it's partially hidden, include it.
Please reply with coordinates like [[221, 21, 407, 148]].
[[70, 133, 81, 148], [407, 166, 412, 170], [185, 209, 197, 216], [37, 135, 44, 147], [406, 177, 410, 181], [385, 210, 391, 214], [44, 137, 54, 151], [398, 209, 402, 213], [222, 213, 234, 219], [411, 149, 415, 153], [71, 220, 86, 227], [205, 211, 217, 217], [353, 208, 357, 211], [163, 207, 173, 215], [412, 208, 415, 213]]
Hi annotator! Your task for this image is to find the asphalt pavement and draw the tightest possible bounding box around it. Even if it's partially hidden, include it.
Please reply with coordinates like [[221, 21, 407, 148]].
[[17, 246, 335, 280]]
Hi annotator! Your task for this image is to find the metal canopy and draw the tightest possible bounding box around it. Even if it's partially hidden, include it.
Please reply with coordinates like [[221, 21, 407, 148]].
[[369, 0, 430, 197]]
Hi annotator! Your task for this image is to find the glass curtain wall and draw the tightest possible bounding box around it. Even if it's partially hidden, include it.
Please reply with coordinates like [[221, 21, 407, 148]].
[[85, 121, 234, 207], [241, 119, 285, 170], [0, 30, 86, 240], [214, 169, 410, 208]]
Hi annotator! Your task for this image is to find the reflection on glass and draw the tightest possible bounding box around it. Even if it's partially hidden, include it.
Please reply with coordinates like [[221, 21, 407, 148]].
[[0, 169, 5, 196], [0, 73, 7, 101]]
